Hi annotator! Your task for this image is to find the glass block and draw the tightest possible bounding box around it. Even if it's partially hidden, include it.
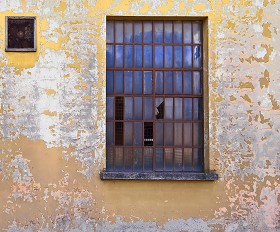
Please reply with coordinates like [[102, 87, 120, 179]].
[[134, 21, 142, 43], [183, 22, 192, 44], [106, 146, 114, 171], [155, 45, 164, 68], [134, 71, 142, 94], [183, 72, 192, 94], [184, 46, 192, 68], [174, 46, 182, 68], [164, 21, 172, 44], [174, 71, 182, 94], [106, 97, 114, 120], [183, 148, 192, 171], [184, 98, 192, 120], [194, 45, 202, 68], [115, 71, 123, 94], [156, 148, 164, 171], [124, 71, 133, 94], [106, 21, 114, 43], [124, 97, 133, 120], [174, 148, 183, 171], [125, 45, 133, 68], [106, 45, 114, 68], [155, 71, 163, 94], [193, 148, 203, 171], [156, 122, 164, 146], [144, 71, 153, 94], [116, 45, 124, 67], [115, 147, 124, 171], [144, 148, 153, 171], [193, 123, 203, 147], [184, 123, 192, 147], [106, 122, 114, 145], [144, 97, 153, 120], [164, 123, 173, 146], [134, 148, 142, 172], [134, 45, 142, 67], [115, 21, 123, 43], [134, 97, 142, 120], [144, 21, 152, 43], [125, 22, 133, 43], [106, 71, 114, 94], [193, 22, 202, 44], [164, 71, 173, 94], [144, 45, 152, 68], [194, 98, 203, 120], [124, 148, 133, 171], [165, 148, 173, 171], [174, 98, 182, 120], [155, 98, 164, 120], [154, 21, 163, 43], [164, 98, 173, 120], [193, 71, 202, 95], [174, 21, 182, 44], [124, 122, 133, 146], [134, 122, 143, 146], [164, 46, 173, 68], [174, 123, 182, 146]]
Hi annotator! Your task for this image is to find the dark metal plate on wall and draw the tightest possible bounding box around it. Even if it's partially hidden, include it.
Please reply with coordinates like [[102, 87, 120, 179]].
[[6, 16, 36, 52]]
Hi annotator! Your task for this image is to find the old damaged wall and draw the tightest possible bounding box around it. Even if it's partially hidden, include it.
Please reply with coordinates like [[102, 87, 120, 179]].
[[0, 0, 279, 231]]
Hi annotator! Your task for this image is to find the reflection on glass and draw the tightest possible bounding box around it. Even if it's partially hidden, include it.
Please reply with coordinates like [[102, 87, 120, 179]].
[[144, 71, 153, 94], [165, 148, 173, 171], [115, 21, 123, 43], [106, 71, 114, 94], [125, 22, 133, 43], [193, 72, 202, 94], [144, 97, 153, 120], [106, 146, 114, 171], [134, 22, 142, 43], [106, 122, 114, 145], [174, 21, 182, 44], [183, 148, 192, 171], [134, 45, 142, 67], [124, 97, 133, 120], [106, 21, 114, 43], [184, 98, 192, 120], [194, 45, 202, 68], [174, 46, 182, 68], [174, 148, 183, 171], [144, 46, 152, 68], [193, 148, 203, 171], [183, 72, 192, 94], [155, 98, 164, 120], [155, 71, 163, 94], [134, 97, 142, 120], [165, 123, 173, 146], [183, 22, 192, 44], [194, 98, 203, 120], [156, 122, 164, 146], [115, 147, 124, 171], [106, 45, 114, 68], [174, 98, 182, 120], [144, 21, 152, 43], [115, 71, 123, 94], [174, 123, 182, 146], [134, 71, 142, 94], [165, 46, 173, 68], [134, 122, 143, 146], [124, 71, 132, 94], [124, 148, 133, 171], [154, 21, 163, 43], [144, 148, 153, 171], [193, 123, 202, 147], [174, 71, 182, 94], [116, 45, 123, 67], [106, 97, 114, 120], [124, 122, 133, 145], [164, 21, 172, 43], [156, 148, 164, 171], [164, 98, 173, 120], [184, 123, 192, 147], [125, 45, 133, 68], [184, 46, 192, 68], [164, 71, 173, 94], [134, 148, 142, 171], [155, 46, 163, 68], [193, 22, 202, 44]]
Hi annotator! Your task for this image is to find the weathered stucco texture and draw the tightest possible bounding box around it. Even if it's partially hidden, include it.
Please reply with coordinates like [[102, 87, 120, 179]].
[[0, 0, 279, 231]]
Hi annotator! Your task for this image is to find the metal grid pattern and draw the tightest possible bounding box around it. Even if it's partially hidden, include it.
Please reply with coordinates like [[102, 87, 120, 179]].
[[106, 19, 203, 172]]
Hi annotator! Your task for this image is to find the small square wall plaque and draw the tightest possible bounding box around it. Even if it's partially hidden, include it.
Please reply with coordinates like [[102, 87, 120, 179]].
[[6, 16, 36, 52]]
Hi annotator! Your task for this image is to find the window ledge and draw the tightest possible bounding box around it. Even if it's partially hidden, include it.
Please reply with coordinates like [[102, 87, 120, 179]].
[[100, 171, 218, 181]]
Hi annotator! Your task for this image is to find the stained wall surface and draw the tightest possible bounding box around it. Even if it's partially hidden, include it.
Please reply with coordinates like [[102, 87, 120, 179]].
[[0, 0, 279, 231]]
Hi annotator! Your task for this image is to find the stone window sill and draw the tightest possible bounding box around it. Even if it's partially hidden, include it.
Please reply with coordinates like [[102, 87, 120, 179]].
[[100, 171, 218, 181]]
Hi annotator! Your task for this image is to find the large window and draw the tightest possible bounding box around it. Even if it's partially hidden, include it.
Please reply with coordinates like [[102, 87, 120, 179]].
[[106, 19, 203, 173]]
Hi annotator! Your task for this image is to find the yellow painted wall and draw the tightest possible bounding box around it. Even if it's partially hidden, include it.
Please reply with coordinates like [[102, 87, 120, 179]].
[[0, 0, 279, 231]]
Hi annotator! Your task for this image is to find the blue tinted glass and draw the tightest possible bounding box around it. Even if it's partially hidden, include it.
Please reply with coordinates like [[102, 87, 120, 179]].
[[193, 22, 202, 44], [184, 123, 192, 147], [144, 148, 153, 171], [144, 71, 153, 94], [125, 45, 133, 68], [164, 126, 173, 147], [106, 45, 114, 68], [156, 123, 164, 146], [194, 98, 203, 120], [124, 97, 133, 120], [116, 45, 123, 67], [164, 46, 173, 68], [115, 148, 124, 171], [155, 21, 163, 43], [193, 123, 203, 147], [124, 71, 133, 94], [184, 46, 192, 68], [194, 45, 202, 68], [193, 148, 203, 172], [134, 122, 143, 146], [174, 71, 182, 94], [106, 97, 114, 120], [174, 21, 182, 44], [134, 45, 142, 67], [134, 71, 142, 94], [164, 22, 172, 43], [183, 22, 192, 43], [134, 22, 142, 43], [125, 22, 133, 43], [165, 148, 173, 171], [174, 148, 183, 171], [144, 97, 153, 120], [156, 148, 164, 171], [144, 46, 152, 68], [193, 71, 202, 94], [183, 148, 192, 171], [184, 98, 192, 120], [124, 122, 133, 145], [164, 98, 173, 120], [174, 46, 182, 68], [155, 46, 163, 68], [106, 21, 114, 43], [134, 97, 142, 120], [184, 72, 192, 94], [106, 71, 114, 94], [115, 21, 123, 43], [134, 148, 142, 171], [106, 122, 114, 145], [174, 98, 182, 120], [155, 71, 163, 94], [144, 22, 152, 43], [174, 123, 182, 146], [164, 71, 173, 94], [115, 71, 123, 94]]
